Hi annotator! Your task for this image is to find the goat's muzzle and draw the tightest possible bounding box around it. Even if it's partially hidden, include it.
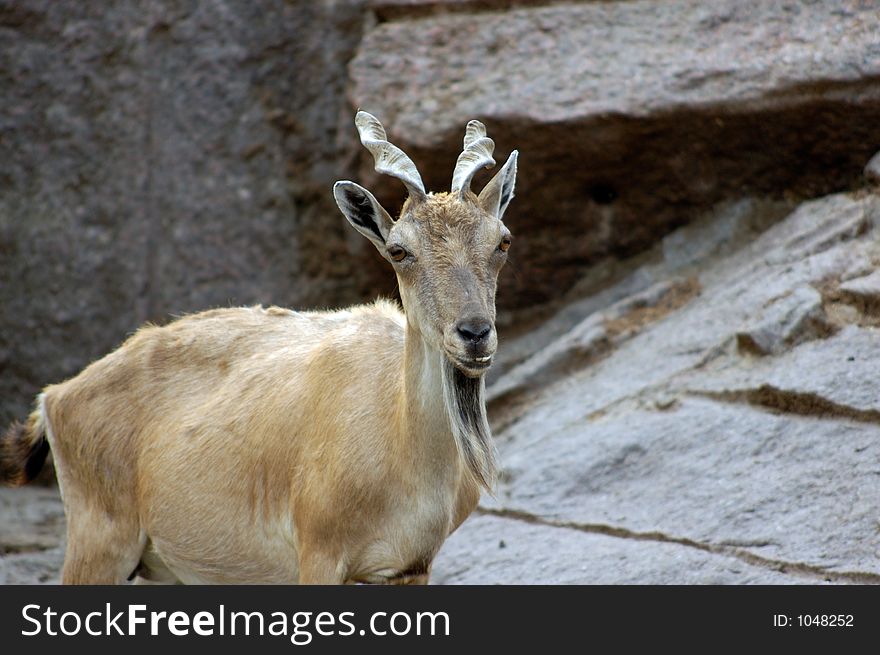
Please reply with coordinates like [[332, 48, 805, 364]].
[[446, 316, 496, 377]]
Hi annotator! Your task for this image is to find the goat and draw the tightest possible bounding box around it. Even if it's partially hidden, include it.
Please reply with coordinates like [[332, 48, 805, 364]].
[[0, 112, 518, 584]]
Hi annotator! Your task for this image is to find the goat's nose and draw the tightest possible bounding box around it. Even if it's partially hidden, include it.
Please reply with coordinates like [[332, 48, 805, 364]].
[[456, 318, 493, 343]]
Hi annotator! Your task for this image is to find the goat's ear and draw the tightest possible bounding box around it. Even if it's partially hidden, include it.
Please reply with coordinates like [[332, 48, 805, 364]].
[[477, 150, 518, 219], [333, 181, 395, 249]]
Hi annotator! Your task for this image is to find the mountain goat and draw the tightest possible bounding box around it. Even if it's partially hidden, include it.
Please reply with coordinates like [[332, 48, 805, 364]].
[[1, 112, 518, 584]]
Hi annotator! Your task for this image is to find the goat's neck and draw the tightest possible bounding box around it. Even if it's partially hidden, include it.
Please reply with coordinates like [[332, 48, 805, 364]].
[[400, 321, 496, 490], [400, 323, 456, 463]]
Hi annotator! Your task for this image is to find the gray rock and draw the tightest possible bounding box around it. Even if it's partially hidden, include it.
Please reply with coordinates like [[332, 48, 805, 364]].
[[351, 0, 880, 310], [488, 196, 793, 385], [495, 398, 880, 576], [840, 270, 880, 296], [0, 0, 370, 425], [467, 191, 880, 583], [488, 276, 700, 405], [433, 514, 801, 585], [865, 150, 880, 184], [0, 547, 64, 585], [734, 286, 829, 356], [685, 325, 880, 418], [660, 198, 788, 270], [356, 1, 880, 147], [0, 486, 65, 584], [838, 269, 880, 315], [493, 194, 879, 423]]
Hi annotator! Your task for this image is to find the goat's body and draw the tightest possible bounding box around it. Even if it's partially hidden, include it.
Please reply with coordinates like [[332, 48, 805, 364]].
[[39, 301, 477, 584]]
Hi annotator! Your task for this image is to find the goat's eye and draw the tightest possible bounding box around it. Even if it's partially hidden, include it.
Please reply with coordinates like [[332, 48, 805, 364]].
[[498, 235, 512, 252], [387, 245, 408, 262]]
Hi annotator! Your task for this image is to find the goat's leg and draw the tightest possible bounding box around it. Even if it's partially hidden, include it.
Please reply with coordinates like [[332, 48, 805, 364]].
[[389, 563, 432, 585], [298, 549, 345, 584], [400, 573, 430, 585], [61, 505, 145, 584]]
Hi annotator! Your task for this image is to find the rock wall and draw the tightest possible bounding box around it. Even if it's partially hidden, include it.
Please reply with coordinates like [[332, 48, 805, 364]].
[[0, 0, 378, 423], [352, 0, 880, 311]]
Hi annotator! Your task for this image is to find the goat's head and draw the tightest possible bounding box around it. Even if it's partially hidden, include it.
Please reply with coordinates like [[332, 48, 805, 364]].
[[334, 112, 518, 377]]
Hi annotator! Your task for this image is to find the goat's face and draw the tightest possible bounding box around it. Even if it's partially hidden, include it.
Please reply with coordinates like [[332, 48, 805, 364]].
[[389, 193, 511, 376], [334, 113, 518, 377]]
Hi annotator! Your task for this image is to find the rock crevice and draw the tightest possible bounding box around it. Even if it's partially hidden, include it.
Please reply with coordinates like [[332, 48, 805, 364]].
[[475, 506, 880, 585]]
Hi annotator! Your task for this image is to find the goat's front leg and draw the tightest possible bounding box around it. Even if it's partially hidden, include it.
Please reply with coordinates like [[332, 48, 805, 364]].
[[387, 561, 432, 585], [298, 549, 346, 585], [390, 573, 430, 585]]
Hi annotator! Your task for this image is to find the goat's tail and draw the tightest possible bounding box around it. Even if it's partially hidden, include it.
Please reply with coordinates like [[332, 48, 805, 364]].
[[1, 394, 50, 486]]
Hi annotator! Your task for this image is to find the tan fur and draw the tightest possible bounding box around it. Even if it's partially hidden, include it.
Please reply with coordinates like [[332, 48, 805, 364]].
[[3, 113, 517, 584], [37, 302, 471, 583]]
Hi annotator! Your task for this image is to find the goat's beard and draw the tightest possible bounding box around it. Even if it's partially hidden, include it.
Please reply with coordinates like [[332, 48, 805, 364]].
[[440, 359, 497, 491]]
